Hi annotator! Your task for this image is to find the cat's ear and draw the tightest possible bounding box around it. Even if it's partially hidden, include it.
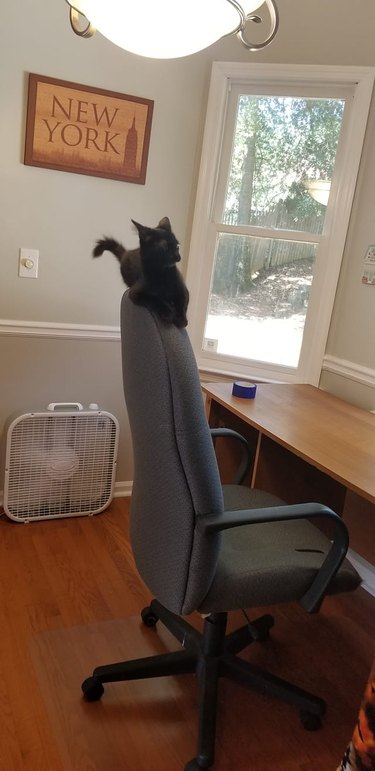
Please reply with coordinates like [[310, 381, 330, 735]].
[[131, 219, 142, 233], [132, 220, 149, 238], [157, 216, 171, 232], [131, 219, 151, 240]]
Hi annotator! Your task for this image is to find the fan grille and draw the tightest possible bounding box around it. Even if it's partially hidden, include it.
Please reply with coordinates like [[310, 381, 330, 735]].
[[5, 412, 118, 521]]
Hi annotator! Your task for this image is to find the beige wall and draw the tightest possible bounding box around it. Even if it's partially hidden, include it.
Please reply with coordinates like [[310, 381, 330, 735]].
[[1, 0, 375, 488]]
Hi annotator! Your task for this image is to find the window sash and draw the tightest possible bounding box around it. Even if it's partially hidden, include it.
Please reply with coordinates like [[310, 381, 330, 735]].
[[186, 63, 375, 384]]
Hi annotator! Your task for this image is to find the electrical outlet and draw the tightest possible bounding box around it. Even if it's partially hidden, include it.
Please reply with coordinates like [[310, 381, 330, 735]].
[[19, 248, 39, 278], [203, 337, 218, 353]]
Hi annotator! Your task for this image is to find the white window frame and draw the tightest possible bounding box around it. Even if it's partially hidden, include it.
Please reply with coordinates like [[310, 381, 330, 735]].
[[186, 62, 375, 384]]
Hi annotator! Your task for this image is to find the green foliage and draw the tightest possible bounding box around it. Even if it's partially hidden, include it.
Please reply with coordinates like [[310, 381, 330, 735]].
[[224, 95, 344, 226], [214, 94, 344, 299]]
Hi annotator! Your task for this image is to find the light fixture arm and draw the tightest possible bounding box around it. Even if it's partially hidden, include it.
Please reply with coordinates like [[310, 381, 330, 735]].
[[67, 2, 95, 38], [227, 0, 279, 51], [65, 0, 278, 54]]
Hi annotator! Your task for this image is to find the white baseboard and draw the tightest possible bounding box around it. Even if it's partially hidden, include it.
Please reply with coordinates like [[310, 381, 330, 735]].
[[0, 480, 133, 511], [347, 548, 375, 597], [113, 481, 133, 497]]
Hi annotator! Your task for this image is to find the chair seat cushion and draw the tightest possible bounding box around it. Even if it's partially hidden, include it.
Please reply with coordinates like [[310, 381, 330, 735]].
[[198, 485, 360, 613]]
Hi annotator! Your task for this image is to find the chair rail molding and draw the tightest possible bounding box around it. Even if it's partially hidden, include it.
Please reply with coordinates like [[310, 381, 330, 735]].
[[0, 319, 120, 342], [322, 355, 375, 389], [199, 358, 375, 389], [1, 322, 374, 391]]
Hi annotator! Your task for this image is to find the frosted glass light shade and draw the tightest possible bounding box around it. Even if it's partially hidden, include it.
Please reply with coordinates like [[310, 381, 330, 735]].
[[69, 0, 266, 58]]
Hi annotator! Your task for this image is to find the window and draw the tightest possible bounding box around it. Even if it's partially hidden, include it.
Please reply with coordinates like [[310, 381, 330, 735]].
[[186, 63, 374, 383]]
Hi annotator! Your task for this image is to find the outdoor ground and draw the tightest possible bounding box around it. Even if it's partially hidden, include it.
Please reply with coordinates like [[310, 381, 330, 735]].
[[206, 258, 314, 367], [209, 257, 314, 320]]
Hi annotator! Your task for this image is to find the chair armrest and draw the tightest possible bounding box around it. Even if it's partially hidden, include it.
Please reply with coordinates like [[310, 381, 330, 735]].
[[210, 428, 252, 484], [196, 502, 349, 614]]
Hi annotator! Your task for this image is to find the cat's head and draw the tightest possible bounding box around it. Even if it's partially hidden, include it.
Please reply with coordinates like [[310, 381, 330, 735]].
[[131, 217, 181, 271]]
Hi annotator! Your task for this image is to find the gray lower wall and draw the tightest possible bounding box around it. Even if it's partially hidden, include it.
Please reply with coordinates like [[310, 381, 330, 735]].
[[0, 333, 133, 483]]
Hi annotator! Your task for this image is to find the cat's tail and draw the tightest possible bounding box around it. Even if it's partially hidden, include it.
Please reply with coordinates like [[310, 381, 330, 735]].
[[93, 237, 124, 263]]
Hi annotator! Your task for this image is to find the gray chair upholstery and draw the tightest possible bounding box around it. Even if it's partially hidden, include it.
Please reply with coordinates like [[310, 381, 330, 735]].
[[81, 291, 360, 771]]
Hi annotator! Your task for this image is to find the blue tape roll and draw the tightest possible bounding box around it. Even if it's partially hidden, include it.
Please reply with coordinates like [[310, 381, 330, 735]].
[[232, 381, 257, 399]]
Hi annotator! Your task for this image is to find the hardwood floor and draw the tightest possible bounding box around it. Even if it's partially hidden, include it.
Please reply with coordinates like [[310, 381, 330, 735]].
[[0, 497, 374, 770]]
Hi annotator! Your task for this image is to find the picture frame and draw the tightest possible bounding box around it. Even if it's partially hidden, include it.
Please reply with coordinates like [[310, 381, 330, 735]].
[[24, 73, 154, 184]]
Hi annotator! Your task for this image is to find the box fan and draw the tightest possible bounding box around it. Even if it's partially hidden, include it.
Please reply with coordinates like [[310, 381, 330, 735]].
[[3, 403, 119, 522]]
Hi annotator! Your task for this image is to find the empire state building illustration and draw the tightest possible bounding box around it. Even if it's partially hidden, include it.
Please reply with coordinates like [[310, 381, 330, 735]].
[[123, 116, 138, 176]]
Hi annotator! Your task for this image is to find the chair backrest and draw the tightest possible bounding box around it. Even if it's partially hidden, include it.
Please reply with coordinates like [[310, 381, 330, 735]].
[[121, 291, 224, 615]]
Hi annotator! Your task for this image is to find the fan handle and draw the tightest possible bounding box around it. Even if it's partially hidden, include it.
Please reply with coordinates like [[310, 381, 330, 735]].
[[47, 402, 84, 411]]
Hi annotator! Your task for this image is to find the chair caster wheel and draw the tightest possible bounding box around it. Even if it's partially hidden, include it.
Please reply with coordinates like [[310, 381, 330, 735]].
[[253, 624, 271, 642], [247, 613, 274, 642], [256, 613, 274, 641], [141, 606, 158, 627], [300, 709, 322, 731], [81, 676, 104, 701]]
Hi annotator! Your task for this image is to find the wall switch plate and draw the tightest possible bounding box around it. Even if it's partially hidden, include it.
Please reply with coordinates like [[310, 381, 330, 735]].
[[19, 248, 39, 278]]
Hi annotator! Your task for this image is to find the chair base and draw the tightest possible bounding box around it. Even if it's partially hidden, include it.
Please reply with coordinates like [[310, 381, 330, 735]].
[[81, 598, 326, 770]]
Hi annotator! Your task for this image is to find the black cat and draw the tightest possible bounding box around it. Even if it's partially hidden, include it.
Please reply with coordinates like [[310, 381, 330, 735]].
[[93, 227, 143, 287], [93, 217, 189, 328]]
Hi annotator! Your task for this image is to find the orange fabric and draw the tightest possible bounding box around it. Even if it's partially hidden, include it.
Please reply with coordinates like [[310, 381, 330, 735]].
[[338, 665, 375, 771]]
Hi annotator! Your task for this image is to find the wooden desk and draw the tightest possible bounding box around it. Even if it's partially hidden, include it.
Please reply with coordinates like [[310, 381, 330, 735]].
[[203, 382, 375, 562]]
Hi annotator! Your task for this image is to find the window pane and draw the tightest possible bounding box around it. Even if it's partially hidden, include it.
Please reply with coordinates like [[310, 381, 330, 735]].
[[204, 233, 318, 367], [223, 96, 344, 234]]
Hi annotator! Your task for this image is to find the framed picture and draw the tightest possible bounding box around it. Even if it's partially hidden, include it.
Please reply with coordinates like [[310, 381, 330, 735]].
[[24, 73, 154, 184]]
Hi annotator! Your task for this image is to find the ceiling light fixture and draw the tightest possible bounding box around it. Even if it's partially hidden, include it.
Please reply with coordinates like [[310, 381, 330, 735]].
[[66, 0, 279, 59], [305, 180, 331, 207]]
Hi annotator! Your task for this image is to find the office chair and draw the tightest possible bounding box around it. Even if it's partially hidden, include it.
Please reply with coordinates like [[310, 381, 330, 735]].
[[82, 291, 360, 770]]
